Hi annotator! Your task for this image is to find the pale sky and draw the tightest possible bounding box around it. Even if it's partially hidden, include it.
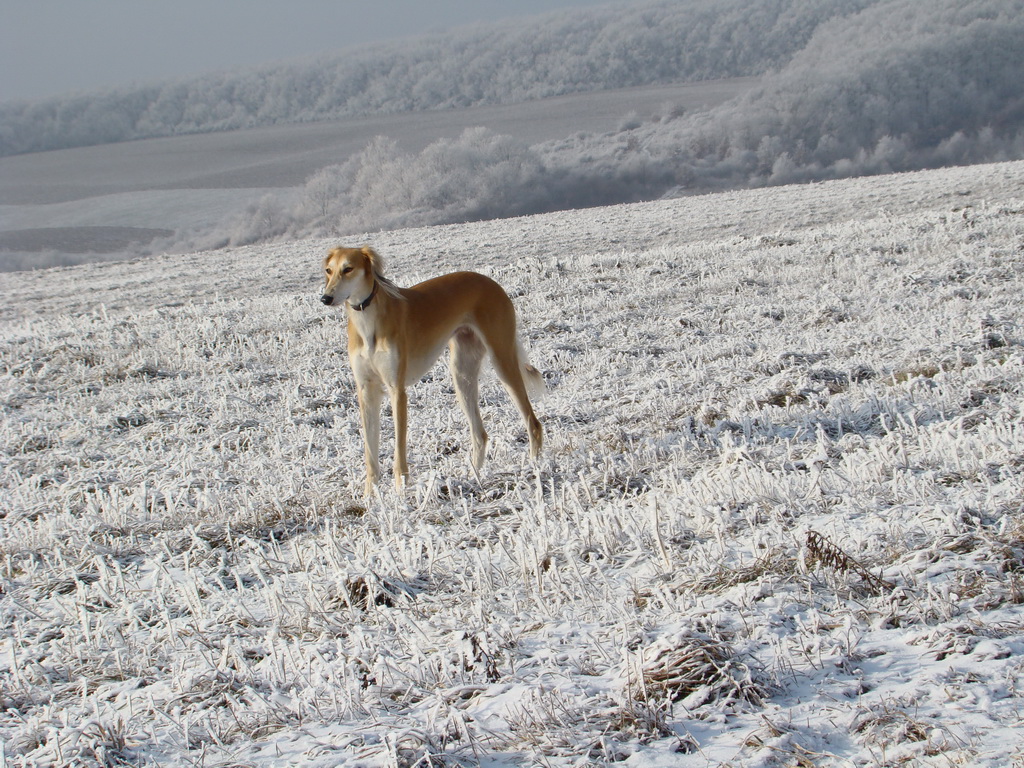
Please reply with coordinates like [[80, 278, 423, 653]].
[[0, 0, 616, 103]]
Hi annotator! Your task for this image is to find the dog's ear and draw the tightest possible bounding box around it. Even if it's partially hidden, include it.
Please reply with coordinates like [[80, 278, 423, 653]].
[[361, 246, 386, 277]]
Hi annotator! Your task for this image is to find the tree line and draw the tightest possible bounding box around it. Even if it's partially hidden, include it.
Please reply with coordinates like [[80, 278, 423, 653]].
[[0, 0, 874, 157]]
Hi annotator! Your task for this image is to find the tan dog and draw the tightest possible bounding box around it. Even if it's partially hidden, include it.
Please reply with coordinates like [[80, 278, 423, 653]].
[[320, 246, 543, 495]]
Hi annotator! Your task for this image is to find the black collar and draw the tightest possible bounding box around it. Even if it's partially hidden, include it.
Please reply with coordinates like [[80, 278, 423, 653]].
[[349, 280, 378, 312]]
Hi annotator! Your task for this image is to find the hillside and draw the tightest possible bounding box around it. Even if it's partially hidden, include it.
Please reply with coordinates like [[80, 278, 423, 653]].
[[2, 161, 1023, 765], [0, 78, 756, 269], [3, 0, 1022, 271]]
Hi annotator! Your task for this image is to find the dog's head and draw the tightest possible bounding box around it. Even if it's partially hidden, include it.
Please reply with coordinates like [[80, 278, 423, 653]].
[[321, 246, 381, 307]]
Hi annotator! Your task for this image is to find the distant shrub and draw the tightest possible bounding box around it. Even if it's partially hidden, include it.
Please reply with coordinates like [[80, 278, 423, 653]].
[[229, 194, 292, 246], [289, 128, 548, 236]]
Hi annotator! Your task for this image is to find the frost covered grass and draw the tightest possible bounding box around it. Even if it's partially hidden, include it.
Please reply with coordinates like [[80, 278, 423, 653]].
[[2, 162, 1024, 766]]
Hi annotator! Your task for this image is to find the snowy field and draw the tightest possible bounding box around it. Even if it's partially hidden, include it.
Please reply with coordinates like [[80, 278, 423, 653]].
[[2, 160, 1024, 766]]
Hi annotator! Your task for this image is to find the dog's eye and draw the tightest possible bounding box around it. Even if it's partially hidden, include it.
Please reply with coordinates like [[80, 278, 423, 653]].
[[342, 266, 353, 275]]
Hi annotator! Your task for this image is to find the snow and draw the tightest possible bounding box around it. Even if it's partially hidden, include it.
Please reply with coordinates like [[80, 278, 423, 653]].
[[2, 160, 1024, 766]]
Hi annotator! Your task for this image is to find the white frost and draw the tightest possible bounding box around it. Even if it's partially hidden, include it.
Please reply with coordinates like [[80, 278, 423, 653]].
[[1, 161, 1023, 766]]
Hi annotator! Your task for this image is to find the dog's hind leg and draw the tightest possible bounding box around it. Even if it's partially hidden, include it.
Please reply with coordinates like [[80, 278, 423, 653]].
[[490, 342, 543, 461], [449, 328, 489, 476]]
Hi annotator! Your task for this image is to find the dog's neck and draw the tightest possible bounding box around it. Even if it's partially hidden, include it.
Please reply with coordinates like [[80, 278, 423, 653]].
[[349, 280, 378, 312]]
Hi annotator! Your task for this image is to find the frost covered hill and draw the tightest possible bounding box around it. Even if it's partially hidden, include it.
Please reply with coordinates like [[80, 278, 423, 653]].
[[1, 161, 1024, 766]]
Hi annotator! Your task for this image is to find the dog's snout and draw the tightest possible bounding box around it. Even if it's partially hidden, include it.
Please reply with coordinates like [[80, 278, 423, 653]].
[[321, 294, 334, 306]]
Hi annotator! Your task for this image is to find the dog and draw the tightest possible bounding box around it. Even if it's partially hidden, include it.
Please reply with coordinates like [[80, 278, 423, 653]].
[[320, 246, 543, 495]]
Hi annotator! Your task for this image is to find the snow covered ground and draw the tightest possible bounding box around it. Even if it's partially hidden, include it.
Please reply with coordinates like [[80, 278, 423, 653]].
[[1, 160, 1023, 766]]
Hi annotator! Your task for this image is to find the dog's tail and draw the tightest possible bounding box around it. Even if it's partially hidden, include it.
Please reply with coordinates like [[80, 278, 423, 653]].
[[518, 340, 546, 400]]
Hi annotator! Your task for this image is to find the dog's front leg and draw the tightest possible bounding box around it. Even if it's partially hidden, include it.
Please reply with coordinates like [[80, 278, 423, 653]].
[[389, 385, 409, 491], [356, 376, 385, 496]]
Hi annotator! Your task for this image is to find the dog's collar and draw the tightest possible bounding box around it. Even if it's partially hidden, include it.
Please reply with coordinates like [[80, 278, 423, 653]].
[[349, 280, 378, 312]]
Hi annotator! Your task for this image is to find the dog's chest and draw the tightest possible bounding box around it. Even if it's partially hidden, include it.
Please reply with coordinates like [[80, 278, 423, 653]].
[[348, 316, 381, 357], [351, 331, 399, 378]]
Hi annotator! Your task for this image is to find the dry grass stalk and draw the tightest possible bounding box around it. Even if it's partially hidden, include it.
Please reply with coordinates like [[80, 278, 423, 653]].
[[806, 530, 895, 595]]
